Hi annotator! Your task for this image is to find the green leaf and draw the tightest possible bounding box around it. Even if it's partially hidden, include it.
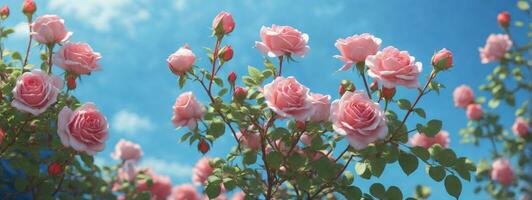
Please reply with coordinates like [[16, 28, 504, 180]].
[[445, 175, 462, 199], [385, 186, 403, 200], [518, 1, 530, 10], [418, 120, 442, 137], [218, 88, 228, 97], [369, 158, 386, 177], [265, 151, 282, 169], [243, 150, 257, 165], [411, 146, 430, 161], [415, 185, 432, 199], [12, 52, 22, 61], [370, 183, 386, 199], [434, 149, 457, 167], [205, 183, 222, 199], [428, 166, 446, 182], [355, 162, 367, 176], [414, 108, 426, 118], [14, 178, 28, 191], [397, 99, 412, 110], [248, 66, 263, 82], [340, 186, 362, 200], [178, 75, 186, 88], [207, 119, 225, 138], [80, 154, 94, 166], [398, 151, 418, 175]]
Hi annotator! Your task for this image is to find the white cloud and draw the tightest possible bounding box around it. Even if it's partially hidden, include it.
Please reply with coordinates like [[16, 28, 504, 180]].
[[112, 110, 153, 134], [12, 22, 30, 40], [141, 157, 193, 180], [174, 0, 188, 11]]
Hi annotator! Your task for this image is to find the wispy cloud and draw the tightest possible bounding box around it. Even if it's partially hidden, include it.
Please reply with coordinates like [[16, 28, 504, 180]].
[[11, 22, 30, 40], [112, 110, 153, 134], [174, 0, 188, 11], [141, 157, 193, 180]]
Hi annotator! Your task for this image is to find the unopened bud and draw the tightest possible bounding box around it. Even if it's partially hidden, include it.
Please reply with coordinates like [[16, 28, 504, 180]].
[[382, 87, 396, 100], [22, 0, 36, 17], [233, 86, 247, 102], [48, 163, 62, 176], [0, 5, 9, 20], [227, 71, 237, 86], [370, 80, 379, 92], [497, 11, 510, 28], [66, 76, 76, 90], [198, 139, 210, 154], [219, 45, 233, 62]]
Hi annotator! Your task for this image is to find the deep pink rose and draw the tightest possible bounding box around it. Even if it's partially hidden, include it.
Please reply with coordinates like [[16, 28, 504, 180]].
[[491, 159, 514, 186], [231, 192, 245, 200], [167, 44, 196, 76], [479, 34, 512, 64], [192, 157, 213, 185], [169, 184, 200, 200], [409, 131, 450, 148], [53, 42, 101, 75], [512, 117, 529, 137], [172, 92, 205, 130], [453, 85, 474, 108], [137, 170, 172, 200], [466, 104, 483, 120], [255, 25, 309, 57], [366, 46, 422, 88], [308, 93, 331, 122], [334, 33, 381, 71], [31, 15, 72, 44], [330, 91, 388, 149], [263, 76, 313, 121], [57, 103, 109, 155], [236, 130, 260, 151], [11, 70, 63, 116], [212, 11, 235, 34], [432, 48, 453, 69], [111, 139, 143, 161]]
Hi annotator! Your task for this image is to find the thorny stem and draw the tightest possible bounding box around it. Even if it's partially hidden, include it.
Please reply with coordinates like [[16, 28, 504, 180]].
[[208, 39, 222, 93], [47, 44, 55, 75], [360, 70, 372, 99], [23, 19, 33, 67], [277, 56, 284, 77]]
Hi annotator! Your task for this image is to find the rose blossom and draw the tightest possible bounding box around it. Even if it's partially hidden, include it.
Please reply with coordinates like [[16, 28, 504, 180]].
[[111, 139, 143, 162], [308, 93, 331, 122], [330, 91, 388, 149], [112, 162, 136, 192], [334, 33, 382, 71], [22, 0, 36, 16], [366, 46, 422, 88], [409, 131, 450, 148], [172, 92, 205, 130], [466, 104, 483, 120], [300, 132, 314, 146], [137, 170, 172, 200], [491, 159, 514, 186], [192, 157, 213, 185], [263, 76, 313, 121], [57, 103, 109, 155], [431, 48, 453, 69], [31, 15, 72, 44], [168, 184, 200, 200], [236, 130, 260, 151], [212, 11, 235, 34], [479, 34, 512, 64], [11, 70, 63, 116], [231, 192, 245, 200], [53, 42, 102, 75], [167, 44, 196, 76], [512, 117, 529, 137], [453, 85, 474, 108], [255, 25, 309, 57]]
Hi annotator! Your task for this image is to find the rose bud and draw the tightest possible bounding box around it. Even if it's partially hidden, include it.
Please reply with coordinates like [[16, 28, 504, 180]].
[[227, 71, 237, 86], [198, 139, 210, 154], [382, 87, 396, 100], [219, 45, 233, 62], [212, 11, 235, 36], [66, 76, 76, 90], [339, 84, 346, 97], [0, 128, 4, 144], [295, 121, 306, 131], [233, 86, 247, 102], [48, 163, 62, 176], [340, 80, 355, 94], [370, 80, 379, 92], [1, 5, 9, 20], [432, 48, 453, 70], [22, 0, 36, 17], [497, 11, 510, 28]]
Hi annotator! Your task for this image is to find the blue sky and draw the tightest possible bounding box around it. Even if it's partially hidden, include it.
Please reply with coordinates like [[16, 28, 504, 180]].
[[2, 0, 528, 199]]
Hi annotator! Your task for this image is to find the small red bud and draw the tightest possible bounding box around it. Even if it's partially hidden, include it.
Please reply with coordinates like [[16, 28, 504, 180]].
[[0, 5, 9, 20], [295, 121, 306, 131], [497, 11, 510, 28], [219, 45, 233, 62], [48, 163, 62, 176], [198, 139, 210, 154], [0, 128, 5, 144], [339, 84, 346, 97], [22, 0, 36, 17], [370, 81, 379, 92], [67, 76, 77, 90], [228, 71, 237, 86], [233, 86, 247, 102], [382, 87, 396, 100]]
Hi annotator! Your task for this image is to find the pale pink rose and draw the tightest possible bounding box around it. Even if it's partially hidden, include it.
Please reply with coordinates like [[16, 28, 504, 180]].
[[330, 91, 388, 149], [168, 184, 200, 200], [409, 131, 450, 148], [366, 46, 422, 88], [167, 44, 196, 76], [57, 103, 109, 155], [231, 192, 245, 200], [111, 139, 143, 161], [466, 104, 483, 120], [192, 157, 213, 185], [453, 85, 474, 108], [334, 33, 382, 71], [172, 92, 205, 130], [479, 34, 512, 64], [137, 170, 172, 200], [308, 93, 331, 122], [512, 117, 529, 137], [212, 11, 235, 34], [11, 70, 63, 116], [263, 76, 313, 121], [255, 25, 309, 57], [53, 42, 101, 75], [491, 159, 514, 186], [31, 15, 72, 44], [236, 130, 260, 151]]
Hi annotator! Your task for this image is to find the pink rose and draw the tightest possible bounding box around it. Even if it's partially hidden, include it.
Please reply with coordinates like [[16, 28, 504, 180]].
[[31, 15, 72, 44], [409, 131, 450, 148], [453, 85, 474, 108], [334, 33, 382, 71], [236, 130, 260, 151], [169, 184, 200, 200], [491, 159, 514, 186], [300, 132, 313, 146], [112, 162, 136, 192], [192, 157, 213, 185], [0, 128, 4, 145], [53, 42, 102, 75], [167, 44, 196, 76], [308, 93, 331, 122], [11, 70, 63, 116], [172, 92, 205, 130], [137, 170, 172, 200], [255, 25, 309, 57], [479, 34, 512, 64], [263, 76, 313, 121], [330, 91, 388, 149], [431, 48, 453, 69], [212, 11, 235, 34], [111, 139, 143, 161], [57, 103, 109, 155], [366, 46, 422, 88], [466, 104, 483, 121], [231, 192, 245, 200], [512, 117, 529, 137]]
